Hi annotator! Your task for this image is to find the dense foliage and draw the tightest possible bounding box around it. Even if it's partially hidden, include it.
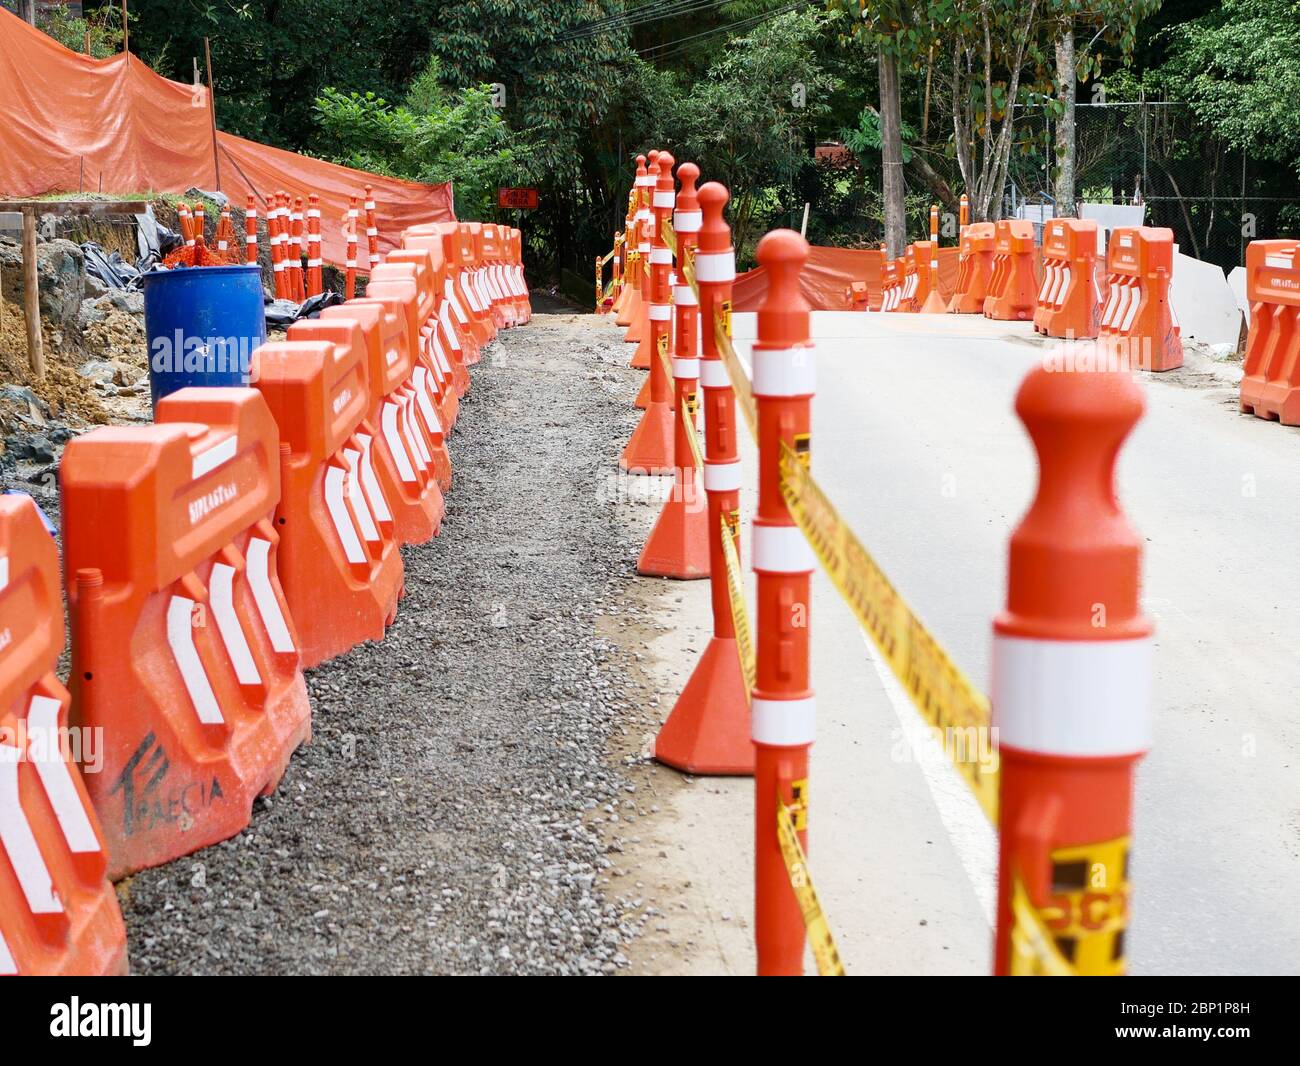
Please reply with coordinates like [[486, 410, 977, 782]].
[[20, 1, 1300, 278]]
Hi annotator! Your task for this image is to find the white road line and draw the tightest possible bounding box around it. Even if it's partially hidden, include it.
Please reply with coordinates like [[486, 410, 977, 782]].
[[858, 632, 997, 928]]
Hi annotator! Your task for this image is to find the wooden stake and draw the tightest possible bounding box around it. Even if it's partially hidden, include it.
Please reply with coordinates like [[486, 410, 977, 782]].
[[204, 37, 222, 190], [21, 209, 43, 383]]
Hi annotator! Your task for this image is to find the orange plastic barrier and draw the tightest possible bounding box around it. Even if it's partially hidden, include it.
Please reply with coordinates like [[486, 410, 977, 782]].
[[892, 245, 919, 313], [879, 257, 903, 312], [389, 246, 480, 369], [983, 220, 1039, 321], [405, 223, 492, 357], [948, 222, 996, 314], [372, 256, 470, 401], [846, 280, 870, 310], [0, 496, 128, 975], [62, 389, 311, 877], [1239, 240, 1300, 424], [1034, 218, 1101, 339], [350, 294, 453, 491], [292, 307, 445, 543], [365, 276, 459, 431], [1099, 226, 1182, 372], [509, 227, 532, 323], [250, 340, 404, 668]]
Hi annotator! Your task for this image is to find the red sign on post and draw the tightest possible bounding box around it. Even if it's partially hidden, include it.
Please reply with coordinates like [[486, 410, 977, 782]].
[[497, 187, 539, 210]]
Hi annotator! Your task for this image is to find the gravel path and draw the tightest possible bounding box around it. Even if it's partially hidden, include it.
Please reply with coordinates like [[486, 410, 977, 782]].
[[119, 309, 660, 975]]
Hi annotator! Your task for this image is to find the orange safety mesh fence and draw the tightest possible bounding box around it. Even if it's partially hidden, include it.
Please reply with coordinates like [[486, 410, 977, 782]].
[[731, 245, 959, 312], [0, 10, 454, 267]]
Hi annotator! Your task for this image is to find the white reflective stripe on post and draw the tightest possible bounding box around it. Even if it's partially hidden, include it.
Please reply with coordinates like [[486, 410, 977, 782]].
[[674, 285, 697, 306], [752, 523, 815, 573], [649, 304, 672, 321], [991, 635, 1152, 756], [638, 243, 651, 254], [699, 359, 731, 389], [694, 251, 735, 283], [672, 357, 699, 379], [245, 537, 295, 652], [674, 210, 702, 233], [635, 175, 655, 187], [27, 695, 99, 853], [209, 562, 262, 685], [635, 209, 652, 222], [703, 460, 742, 492], [751, 696, 816, 746], [324, 465, 366, 564], [650, 248, 672, 265], [653, 191, 675, 209], [753, 346, 815, 397], [167, 596, 224, 724], [0, 744, 61, 914]]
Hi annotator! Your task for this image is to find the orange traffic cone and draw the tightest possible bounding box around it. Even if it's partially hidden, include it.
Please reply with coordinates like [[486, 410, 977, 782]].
[[638, 161, 709, 579]]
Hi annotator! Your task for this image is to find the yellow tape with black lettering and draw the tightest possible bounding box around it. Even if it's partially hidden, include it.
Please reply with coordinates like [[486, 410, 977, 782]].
[[661, 218, 677, 258], [1009, 877, 1076, 976], [682, 394, 704, 472], [719, 514, 755, 697], [776, 441, 999, 823], [776, 788, 846, 977], [713, 322, 758, 442]]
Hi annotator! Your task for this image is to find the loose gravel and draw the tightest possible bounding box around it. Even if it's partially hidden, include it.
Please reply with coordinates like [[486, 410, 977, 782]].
[[118, 307, 666, 975]]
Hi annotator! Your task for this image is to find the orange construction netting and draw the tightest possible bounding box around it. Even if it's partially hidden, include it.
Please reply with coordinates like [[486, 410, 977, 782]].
[[732, 245, 961, 312], [0, 9, 454, 267]]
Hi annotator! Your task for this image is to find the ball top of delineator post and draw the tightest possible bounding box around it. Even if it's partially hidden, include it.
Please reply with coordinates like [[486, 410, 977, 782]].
[[756, 229, 810, 342], [676, 162, 700, 211], [998, 360, 1150, 641], [697, 182, 731, 253], [656, 151, 675, 187], [635, 153, 646, 173]]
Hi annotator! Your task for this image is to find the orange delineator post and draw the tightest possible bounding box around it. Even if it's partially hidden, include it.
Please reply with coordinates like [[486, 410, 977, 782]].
[[0, 495, 129, 976], [638, 160, 709, 580], [346, 195, 360, 300], [751, 229, 816, 977], [364, 185, 381, 272], [244, 195, 259, 265], [63, 388, 312, 878], [1034, 217, 1101, 338], [269, 193, 288, 299], [992, 361, 1151, 976], [920, 205, 948, 313], [1239, 240, 1300, 425], [621, 151, 677, 475], [1099, 226, 1182, 372], [251, 340, 404, 668], [615, 188, 640, 326], [655, 179, 754, 777], [983, 219, 1039, 321], [317, 302, 446, 540], [948, 221, 995, 314], [290, 196, 306, 302], [626, 151, 657, 354], [306, 193, 323, 298]]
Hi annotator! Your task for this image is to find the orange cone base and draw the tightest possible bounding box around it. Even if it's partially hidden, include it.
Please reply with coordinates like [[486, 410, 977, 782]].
[[655, 636, 755, 775], [624, 308, 646, 343], [920, 290, 948, 313], [616, 288, 641, 328], [631, 331, 652, 368], [619, 401, 675, 474], [637, 480, 711, 579], [635, 373, 674, 411]]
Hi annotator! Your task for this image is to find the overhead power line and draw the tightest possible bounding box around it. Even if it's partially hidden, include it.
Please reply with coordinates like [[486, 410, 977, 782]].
[[556, 0, 739, 43]]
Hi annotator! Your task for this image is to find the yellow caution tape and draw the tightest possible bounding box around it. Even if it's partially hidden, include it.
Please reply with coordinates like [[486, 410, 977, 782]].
[[601, 246, 616, 266], [776, 441, 999, 823], [776, 789, 846, 977], [682, 394, 704, 472], [714, 322, 758, 442], [661, 218, 677, 258], [719, 514, 755, 697]]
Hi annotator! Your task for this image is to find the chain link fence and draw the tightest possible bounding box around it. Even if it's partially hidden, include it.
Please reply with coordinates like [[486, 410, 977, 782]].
[[1009, 100, 1300, 272]]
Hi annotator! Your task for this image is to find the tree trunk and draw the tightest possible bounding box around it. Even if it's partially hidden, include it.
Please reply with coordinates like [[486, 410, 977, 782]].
[[1053, 22, 1076, 216], [18, 0, 36, 25], [879, 46, 907, 257]]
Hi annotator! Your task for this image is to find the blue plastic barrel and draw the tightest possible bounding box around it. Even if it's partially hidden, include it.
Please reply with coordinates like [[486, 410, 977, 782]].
[[142, 264, 266, 410]]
